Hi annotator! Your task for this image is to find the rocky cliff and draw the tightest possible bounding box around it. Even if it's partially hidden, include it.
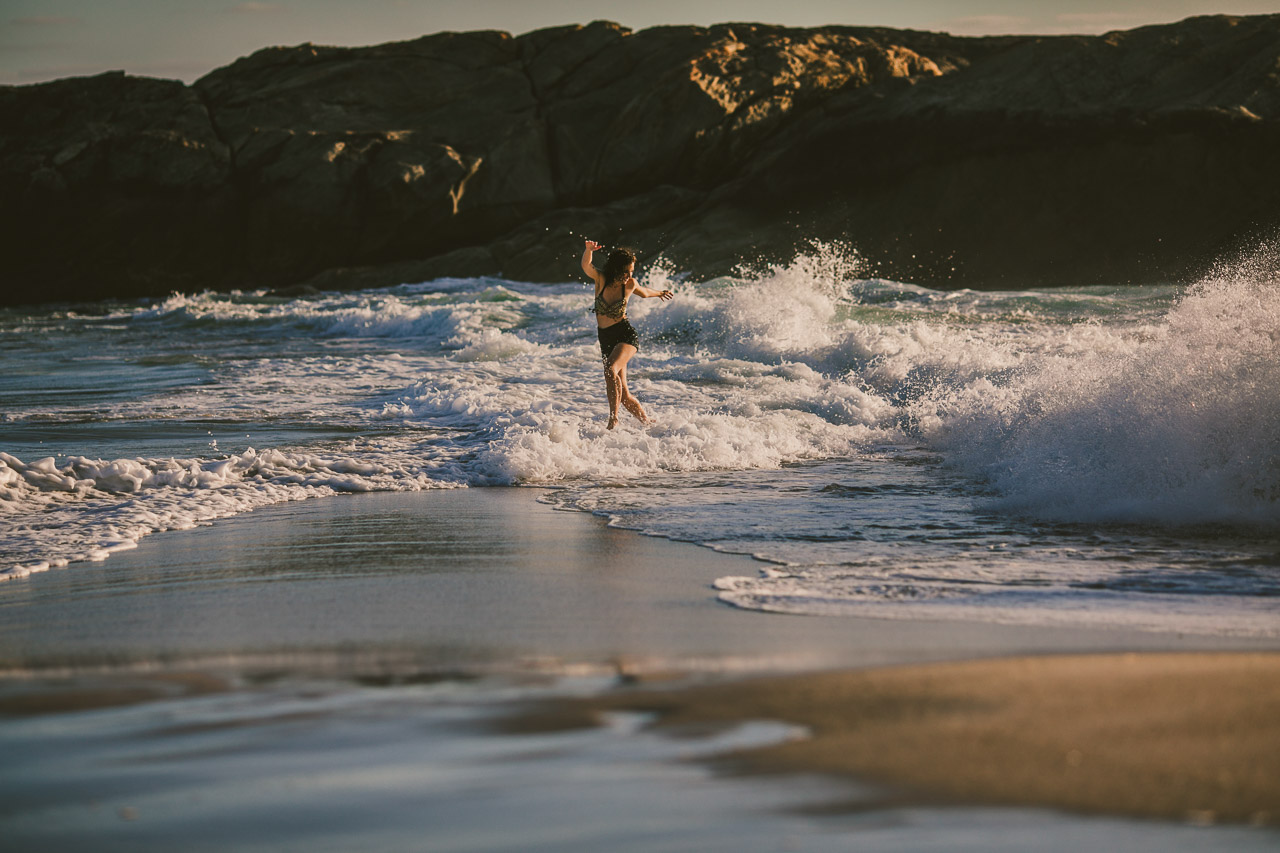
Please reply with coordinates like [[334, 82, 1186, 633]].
[[2, 14, 1278, 305]]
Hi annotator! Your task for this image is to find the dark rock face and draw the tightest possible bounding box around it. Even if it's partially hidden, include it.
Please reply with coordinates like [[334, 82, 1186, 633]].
[[0, 71, 236, 299], [2, 15, 1278, 305]]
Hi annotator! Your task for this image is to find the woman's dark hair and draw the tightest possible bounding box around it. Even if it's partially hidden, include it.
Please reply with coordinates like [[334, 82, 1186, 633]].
[[601, 247, 637, 285]]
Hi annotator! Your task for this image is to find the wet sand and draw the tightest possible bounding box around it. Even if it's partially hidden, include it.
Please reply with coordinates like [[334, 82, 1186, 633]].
[[0, 487, 1269, 677], [514, 652, 1280, 826], [2, 488, 1278, 848]]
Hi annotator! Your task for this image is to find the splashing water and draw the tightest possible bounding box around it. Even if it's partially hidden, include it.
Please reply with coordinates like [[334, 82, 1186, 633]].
[[1, 241, 1276, 635], [920, 243, 1280, 526]]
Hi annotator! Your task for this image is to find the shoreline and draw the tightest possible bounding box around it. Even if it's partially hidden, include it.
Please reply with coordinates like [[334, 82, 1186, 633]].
[[2, 487, 1274, 679]]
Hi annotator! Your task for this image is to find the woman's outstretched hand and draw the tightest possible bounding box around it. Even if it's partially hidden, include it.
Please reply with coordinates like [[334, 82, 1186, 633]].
[[584, 239, 603, 251], [657, 290, 674, 301]]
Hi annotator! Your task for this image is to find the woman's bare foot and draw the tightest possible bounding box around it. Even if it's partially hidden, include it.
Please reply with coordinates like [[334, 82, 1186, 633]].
[[621, 396, 650, 424], [607, 415, 619, 430]]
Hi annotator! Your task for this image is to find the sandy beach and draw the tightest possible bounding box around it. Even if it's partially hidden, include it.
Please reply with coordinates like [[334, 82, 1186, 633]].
[[513, 652, 1279, 826], [2, 488, 1278, 851]]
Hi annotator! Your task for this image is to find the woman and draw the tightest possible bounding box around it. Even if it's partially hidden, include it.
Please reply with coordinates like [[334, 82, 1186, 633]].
[[582, 239, 673, 429]]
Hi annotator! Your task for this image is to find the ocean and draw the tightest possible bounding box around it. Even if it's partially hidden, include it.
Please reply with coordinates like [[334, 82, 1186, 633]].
[[2, 241, 1277, 638]]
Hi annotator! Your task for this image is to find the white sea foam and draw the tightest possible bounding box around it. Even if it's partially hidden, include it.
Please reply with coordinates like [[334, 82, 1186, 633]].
[[125, 283, 533, 348], [694, 245, 1279, 634], [3, 242, 1277, 640], [0, 447, 457, 580], [921, 254, 1280, 527], [713, 569, 1280, 637]]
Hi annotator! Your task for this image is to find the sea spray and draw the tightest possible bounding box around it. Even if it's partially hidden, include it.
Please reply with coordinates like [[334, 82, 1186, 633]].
[[923, 246, 1280, 527]]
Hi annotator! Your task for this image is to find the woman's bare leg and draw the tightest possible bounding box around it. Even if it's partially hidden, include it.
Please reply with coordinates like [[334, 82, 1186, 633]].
[[602, 358, 621, 428], [616, 363, 650, 423], [606, 344, 650, 424], [604, 343, 648, 427]]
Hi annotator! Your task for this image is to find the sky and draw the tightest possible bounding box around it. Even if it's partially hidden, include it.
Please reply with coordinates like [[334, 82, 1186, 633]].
[[2, 0, 1277, 85]]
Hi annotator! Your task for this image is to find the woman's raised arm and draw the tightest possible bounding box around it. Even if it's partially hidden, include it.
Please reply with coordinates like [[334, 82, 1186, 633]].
[[581, 239, 604, 285]]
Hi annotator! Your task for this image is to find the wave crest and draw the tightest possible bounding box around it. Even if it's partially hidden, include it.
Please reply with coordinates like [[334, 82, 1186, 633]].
[[927, 247, 1280, 526]]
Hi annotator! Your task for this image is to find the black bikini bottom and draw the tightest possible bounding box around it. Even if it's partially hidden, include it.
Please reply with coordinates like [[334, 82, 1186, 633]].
[[597, 319, 640, 362]]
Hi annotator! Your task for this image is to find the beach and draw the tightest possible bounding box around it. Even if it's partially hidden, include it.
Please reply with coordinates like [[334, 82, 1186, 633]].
[[1, 249, 1277, 851], [3, 488, 1278, 851], [9, 488, 1255, 675], [5, 13, 1280, 848], [519, 652, 1280, 826]]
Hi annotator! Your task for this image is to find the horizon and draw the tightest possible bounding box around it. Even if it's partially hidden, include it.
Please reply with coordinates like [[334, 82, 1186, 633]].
[[2, 0, 1278, 86]]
